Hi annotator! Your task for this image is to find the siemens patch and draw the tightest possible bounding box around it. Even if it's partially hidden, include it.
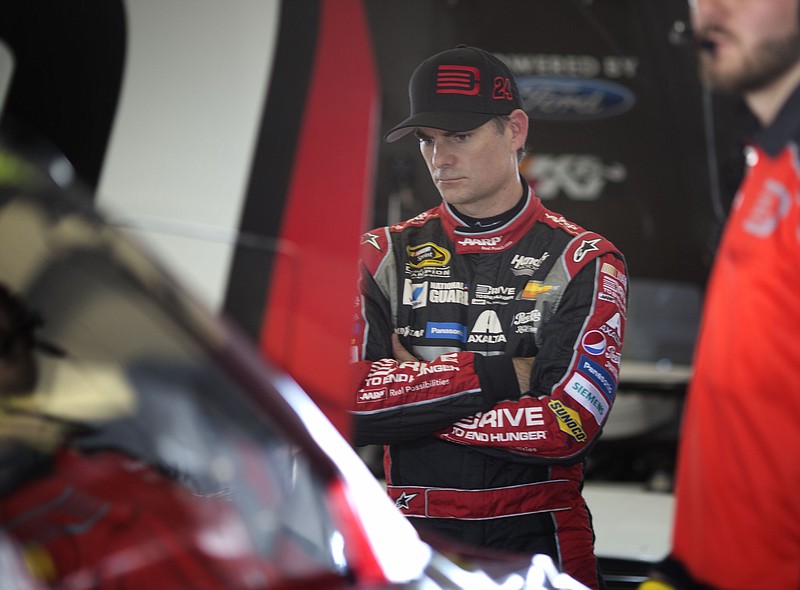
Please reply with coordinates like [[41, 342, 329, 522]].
[[565, 373, 609, 425]]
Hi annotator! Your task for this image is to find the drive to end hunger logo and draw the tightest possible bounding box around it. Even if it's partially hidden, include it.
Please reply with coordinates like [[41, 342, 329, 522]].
[[581, 330, 606, 356]]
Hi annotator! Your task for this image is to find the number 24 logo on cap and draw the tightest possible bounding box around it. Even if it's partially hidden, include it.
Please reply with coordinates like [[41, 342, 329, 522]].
[[493, 76, 513, 100]]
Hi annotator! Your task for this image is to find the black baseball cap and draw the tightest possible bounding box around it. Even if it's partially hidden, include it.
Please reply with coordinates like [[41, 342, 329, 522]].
[[384, 45, 522, 142]]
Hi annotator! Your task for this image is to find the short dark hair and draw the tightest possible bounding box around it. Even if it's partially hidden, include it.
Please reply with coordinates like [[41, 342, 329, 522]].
[[491, 115, 528, 163]]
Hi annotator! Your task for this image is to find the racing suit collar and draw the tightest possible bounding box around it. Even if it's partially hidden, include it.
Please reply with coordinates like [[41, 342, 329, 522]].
[[439, 180, 544, 254], [747, 82, 800, 157]]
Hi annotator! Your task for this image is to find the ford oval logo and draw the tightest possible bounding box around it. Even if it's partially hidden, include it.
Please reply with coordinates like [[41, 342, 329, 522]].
[[517, 76, 636, 121]]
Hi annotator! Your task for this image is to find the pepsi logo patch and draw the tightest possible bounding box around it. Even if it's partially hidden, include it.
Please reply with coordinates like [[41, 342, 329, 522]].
[[581, 330, 607, 356]]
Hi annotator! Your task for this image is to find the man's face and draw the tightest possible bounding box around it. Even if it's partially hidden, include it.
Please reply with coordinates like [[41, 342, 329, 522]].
[[691, 0, 800, 92], [414, 117, 522, 213]]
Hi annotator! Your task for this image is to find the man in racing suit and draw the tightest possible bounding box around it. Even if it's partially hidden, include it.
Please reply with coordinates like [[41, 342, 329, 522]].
[[642, 1, 800, 589], [351, 46, 627, 590]]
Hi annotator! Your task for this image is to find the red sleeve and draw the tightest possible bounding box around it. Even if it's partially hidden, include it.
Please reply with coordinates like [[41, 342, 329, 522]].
[[433, 251, 627, 462], [351, 352, 519, 446]]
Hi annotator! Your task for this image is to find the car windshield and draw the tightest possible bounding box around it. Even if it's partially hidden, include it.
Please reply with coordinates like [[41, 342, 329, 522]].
[[0, 188, 349, 584]]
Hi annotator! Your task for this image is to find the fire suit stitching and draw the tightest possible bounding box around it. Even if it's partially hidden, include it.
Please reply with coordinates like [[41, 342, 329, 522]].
[[404, 507, 573, 521], [388, 479, 571, 494], [424, 488, 430, 517], [535, 247, 570, 350], [550, 509, 564, 570], [372, 227, 396, 306], [359, 288, 370, 361]]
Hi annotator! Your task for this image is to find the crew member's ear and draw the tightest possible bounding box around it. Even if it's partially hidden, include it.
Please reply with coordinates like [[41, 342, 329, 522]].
[[508, 109, 529, 152]]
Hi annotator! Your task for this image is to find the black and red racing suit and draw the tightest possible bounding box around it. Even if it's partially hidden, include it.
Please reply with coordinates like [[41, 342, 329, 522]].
[[351, 183, 627, 589]]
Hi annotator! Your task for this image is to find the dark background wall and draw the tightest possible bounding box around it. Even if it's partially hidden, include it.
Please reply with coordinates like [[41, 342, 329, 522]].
[[364, 0, 747, 288], [0, 0, 747, 291], [0, 0, 125, 190]]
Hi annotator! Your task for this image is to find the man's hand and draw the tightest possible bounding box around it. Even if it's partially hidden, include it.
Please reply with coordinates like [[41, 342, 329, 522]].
[[512, 357, 535, 395], [391, 333, 418, 363]]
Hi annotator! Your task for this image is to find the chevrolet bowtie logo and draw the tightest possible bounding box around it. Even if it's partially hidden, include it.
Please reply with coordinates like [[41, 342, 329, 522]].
[[394, 491, 418, 510]]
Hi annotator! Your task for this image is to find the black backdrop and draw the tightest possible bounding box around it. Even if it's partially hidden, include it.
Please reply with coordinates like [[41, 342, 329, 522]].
[[0, 0, 125, 190], [364, 0, 747, 288], [0, 0, 747, 289]]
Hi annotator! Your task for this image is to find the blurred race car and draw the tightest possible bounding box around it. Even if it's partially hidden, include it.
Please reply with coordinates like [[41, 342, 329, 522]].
[[0, 144, 591, 589]]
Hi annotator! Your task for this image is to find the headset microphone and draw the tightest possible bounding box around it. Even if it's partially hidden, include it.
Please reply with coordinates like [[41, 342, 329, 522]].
[[669, 19, 717, 54]]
